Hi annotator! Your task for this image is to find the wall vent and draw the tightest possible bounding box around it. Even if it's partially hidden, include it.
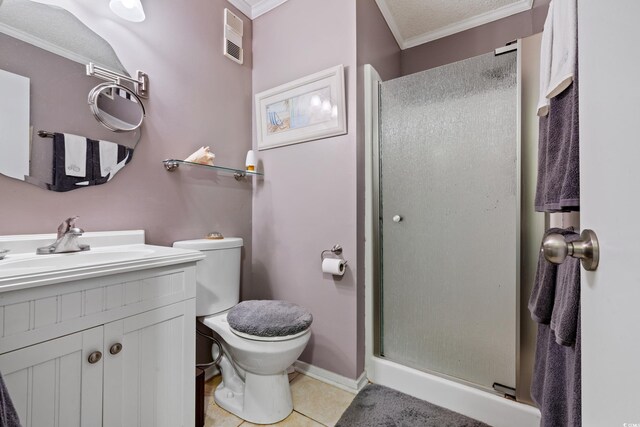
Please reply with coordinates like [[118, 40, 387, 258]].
[[224, 8, 243, 65]]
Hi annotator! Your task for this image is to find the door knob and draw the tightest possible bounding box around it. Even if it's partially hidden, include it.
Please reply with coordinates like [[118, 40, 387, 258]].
[[109, 343, 123, 355], [87, 351, 102, 364], [392, 215, 403, 223], [541, 229, 599, 271]]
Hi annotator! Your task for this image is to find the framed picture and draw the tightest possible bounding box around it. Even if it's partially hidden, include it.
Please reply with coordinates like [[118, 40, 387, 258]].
[[255, 64, 346, 150]]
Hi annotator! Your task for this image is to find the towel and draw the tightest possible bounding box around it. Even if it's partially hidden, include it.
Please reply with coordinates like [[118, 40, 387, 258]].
[[106, 150, 131, 182], [99, 140, 119, 178], [49, 135, 133, 191], [550, 232, 581, 346], [0, 372, 21, 427], [50, 133, 94, 192], [535, 0, 579, 212], [531, 321, 581, 427], [63, 133, 87, 178], [528, 227, 577, 324], [537, 0, 553, 117], [530, 228, 582, 427], [547, 0, 577, 99], [534, 60, 579, 212]]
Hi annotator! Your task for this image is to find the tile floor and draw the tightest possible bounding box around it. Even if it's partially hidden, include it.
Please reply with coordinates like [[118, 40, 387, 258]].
[[204, 372, 356, 427]]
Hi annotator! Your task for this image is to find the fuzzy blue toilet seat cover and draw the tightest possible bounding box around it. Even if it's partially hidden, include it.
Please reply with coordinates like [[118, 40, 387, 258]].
[[227, 300, 313, 337]]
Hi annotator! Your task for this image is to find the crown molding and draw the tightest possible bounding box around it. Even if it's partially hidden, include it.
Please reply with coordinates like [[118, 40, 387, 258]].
[[226, 0, 289, 20], [376, 0, 534, 50], [0, 24, 112, 71]]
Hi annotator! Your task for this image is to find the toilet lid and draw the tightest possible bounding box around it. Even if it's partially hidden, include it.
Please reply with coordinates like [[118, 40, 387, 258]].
[[227, 300, 313, 338]]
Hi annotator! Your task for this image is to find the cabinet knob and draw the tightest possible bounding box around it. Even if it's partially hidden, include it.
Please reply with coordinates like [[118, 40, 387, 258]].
[[109, 343, 123, 355], [392, 215, 403, 223], [88, 351, 102, 364]]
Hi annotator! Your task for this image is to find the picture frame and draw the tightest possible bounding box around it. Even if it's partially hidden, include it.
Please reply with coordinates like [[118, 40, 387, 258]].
[[255, 64, 346, 150]]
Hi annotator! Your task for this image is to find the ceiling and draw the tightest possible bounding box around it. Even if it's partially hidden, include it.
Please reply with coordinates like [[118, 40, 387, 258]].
[[0, 0, 127, 73], [226, 0, 289, 20], [376, 0, 534, 49], [228, 0, 533, 50]]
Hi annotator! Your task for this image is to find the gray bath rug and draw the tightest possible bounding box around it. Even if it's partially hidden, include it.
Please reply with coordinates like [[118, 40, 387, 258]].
[[336, 384, 490, 427]]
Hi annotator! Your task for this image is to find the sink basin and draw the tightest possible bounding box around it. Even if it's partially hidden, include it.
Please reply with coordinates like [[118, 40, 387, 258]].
[[0, 231, 204, 292], [0, 248, 155, 274]]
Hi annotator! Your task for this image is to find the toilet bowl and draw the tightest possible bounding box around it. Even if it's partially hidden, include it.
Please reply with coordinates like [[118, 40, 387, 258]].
[[173, 237, 312, 425], [202, 311, 310, 424]]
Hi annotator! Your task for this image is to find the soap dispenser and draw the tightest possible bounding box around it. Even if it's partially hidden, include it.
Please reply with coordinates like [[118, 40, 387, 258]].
[[245, 150, 256, 172]]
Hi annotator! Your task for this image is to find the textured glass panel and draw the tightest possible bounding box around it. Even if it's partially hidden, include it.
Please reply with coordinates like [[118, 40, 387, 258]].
[[380, 51, 518, 389]]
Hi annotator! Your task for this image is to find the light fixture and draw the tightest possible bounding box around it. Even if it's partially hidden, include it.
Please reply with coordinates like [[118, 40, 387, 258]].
[[109, 0, 145, 22]]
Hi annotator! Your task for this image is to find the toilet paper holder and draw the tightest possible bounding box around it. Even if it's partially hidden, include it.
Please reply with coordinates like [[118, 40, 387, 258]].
[[321, 244, 346, 264]]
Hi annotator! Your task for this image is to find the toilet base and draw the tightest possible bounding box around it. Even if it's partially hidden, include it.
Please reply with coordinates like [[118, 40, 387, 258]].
[[214, 369, 293, 425]]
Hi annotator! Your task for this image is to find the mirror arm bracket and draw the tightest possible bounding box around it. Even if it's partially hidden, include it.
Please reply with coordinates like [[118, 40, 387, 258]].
[[86, 63, 148, 98]]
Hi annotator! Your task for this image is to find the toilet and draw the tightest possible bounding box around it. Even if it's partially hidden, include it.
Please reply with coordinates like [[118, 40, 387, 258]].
[[173, 237, 312, 425]]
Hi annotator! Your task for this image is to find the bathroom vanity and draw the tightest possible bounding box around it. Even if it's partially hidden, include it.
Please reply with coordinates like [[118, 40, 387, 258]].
[[0, 231, 203, 426]]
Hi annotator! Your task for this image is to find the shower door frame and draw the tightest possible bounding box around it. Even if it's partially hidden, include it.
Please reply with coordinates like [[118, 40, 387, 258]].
[[363, 42, 540, 427]]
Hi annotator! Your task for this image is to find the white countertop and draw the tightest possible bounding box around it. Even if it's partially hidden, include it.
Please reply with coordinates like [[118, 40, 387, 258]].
[[0, 231, 204, 293]]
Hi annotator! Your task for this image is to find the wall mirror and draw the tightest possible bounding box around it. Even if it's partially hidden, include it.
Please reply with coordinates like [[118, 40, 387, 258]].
[[0, 0, 142, 192]]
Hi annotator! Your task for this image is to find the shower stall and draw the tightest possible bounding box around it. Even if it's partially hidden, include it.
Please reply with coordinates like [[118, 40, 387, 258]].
[[365, 43, 541, 426]]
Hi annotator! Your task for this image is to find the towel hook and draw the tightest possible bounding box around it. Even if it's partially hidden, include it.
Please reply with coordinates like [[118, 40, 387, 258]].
[[541, 229, 600, 271]]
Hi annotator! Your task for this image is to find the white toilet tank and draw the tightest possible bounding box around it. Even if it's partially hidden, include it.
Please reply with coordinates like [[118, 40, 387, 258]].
[[173, 237, 243, 316]]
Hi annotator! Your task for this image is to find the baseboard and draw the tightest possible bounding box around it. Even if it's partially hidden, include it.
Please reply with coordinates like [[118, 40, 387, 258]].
[[294, 360, 368, 394]]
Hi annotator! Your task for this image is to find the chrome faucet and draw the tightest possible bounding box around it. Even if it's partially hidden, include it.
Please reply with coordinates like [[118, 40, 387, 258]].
[[36, 217, 90, 254]]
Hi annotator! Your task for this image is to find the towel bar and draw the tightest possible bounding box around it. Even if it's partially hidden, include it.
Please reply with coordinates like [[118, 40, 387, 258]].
[[541, 229, 599, 271], [37, 130, 55, 138]]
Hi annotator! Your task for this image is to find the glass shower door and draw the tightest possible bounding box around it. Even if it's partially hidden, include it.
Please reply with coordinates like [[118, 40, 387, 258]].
[[379, 50, 519, 391]]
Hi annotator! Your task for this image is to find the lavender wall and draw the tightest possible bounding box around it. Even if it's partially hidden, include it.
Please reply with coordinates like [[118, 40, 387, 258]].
[[251, 0, 359, 379], [356, 0, 402, 82], [0, 34, 136, 186], [0, 34, 139, 148], [250, 0, 400, 380], [401, 0, 550, 76], [1, 0, 254, 369], [0, 0, 549, 383], [0, 0, 254, 273], [250, 0, 547, 386]]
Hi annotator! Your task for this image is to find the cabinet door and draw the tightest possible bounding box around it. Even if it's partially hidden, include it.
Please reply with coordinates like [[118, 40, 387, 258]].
[[103, 300, 195, 427], [0, 327, 103, 427]]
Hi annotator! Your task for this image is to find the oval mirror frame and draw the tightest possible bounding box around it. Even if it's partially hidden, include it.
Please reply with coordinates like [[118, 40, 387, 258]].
[[88, 82, 146, 132]]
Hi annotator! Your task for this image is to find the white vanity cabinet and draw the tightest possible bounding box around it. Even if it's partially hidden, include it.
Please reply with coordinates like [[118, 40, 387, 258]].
[[0, 326, 104, 426], [0, 236, 202, 427], [103, 301, 194, 427]]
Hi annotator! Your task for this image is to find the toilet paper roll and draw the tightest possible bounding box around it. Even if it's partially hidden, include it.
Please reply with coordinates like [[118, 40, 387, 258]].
[[322, 258, 346, 276]]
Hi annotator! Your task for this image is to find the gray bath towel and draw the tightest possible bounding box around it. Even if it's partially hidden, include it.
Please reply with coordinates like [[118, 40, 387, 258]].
[[528, 227, 576, 324], [0, 373, 21, 427], [535, 64, 580, 212], [530, 230, 581, 427], [550, 232, 581, 346], [531, 321, 581, 427]]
